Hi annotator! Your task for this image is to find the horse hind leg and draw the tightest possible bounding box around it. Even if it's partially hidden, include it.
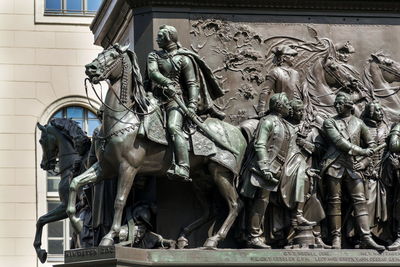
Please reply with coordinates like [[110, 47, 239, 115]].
[[177, 180, 214, 249], [34, 203, 68, 263], [99, 161, 139, 246], [67, 162, 101, 232], [203, 162, 242, 249]]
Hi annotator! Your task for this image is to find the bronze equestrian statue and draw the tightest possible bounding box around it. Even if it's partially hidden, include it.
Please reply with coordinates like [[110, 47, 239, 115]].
[[66, 39, 247, 249]]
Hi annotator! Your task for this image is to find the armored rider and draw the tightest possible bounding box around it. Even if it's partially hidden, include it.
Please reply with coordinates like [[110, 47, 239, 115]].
[[257, 45, 302, 115], [240, 93, 314, 249], [146, 25, 225, 182], [321, 92, 385, 250]]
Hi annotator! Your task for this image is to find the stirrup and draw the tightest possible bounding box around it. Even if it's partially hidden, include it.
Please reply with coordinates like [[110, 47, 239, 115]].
[[166, 164, 191, 182]]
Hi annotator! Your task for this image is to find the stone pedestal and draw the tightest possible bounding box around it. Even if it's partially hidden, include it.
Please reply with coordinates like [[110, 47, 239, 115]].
[[56, 247, 400, 267]]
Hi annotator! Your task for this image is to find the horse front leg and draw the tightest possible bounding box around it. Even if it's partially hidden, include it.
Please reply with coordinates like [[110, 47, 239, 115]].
[[203, 163, 243, 249], [99, 161, 139, 246], [33, 203, 68, 263], [66, 162, 102, 232]]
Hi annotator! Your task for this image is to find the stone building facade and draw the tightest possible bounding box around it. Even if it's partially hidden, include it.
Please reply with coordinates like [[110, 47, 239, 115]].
[[0, 1, 103, 266]]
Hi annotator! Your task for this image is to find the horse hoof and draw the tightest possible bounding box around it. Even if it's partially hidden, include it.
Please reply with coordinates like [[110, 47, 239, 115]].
[[99, 236, 115, 246], [37, 249, 47, 263], [203, 237, 219, 249], [177, 237, 189, 249]]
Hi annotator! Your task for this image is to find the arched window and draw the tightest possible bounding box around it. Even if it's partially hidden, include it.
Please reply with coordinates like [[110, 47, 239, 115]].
[[45, 106, 100, 260]]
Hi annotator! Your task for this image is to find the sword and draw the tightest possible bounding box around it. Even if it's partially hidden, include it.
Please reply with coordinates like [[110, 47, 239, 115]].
[[169, 92, 239, 156]]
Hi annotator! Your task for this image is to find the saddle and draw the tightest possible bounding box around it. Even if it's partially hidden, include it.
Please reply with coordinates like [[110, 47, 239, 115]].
[[138, 103, 241, 175], [140, 105, 217, 157]]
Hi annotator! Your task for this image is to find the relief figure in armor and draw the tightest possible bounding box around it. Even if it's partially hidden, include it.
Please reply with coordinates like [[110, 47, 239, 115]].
[[146, 25, 225, 181], [257, 45, 302, 115], [321, 92, 385, 250], [240, 93, 315, 249]]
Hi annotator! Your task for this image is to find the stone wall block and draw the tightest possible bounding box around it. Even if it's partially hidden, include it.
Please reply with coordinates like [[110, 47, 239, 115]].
[[56, 32, 96, 49], [0, 116, 37, 134], [0, 48, 35, 64], [0, 100, 15, 115], [15, 31, 55, 48], [13, 65, 51, 82], [15, 99, 44, 117], [15, 168, 35, 186], [14, 0, 34, 15], [0, 185, 35, 203], [0, 15, 34, 31], [36, 48, 77, 66], [0, 81, 35, 99], [0, 31, 14, 47], [0, 134, 16, 149]]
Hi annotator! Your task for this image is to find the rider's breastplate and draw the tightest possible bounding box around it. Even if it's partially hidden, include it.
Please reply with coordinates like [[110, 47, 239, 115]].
[[156, 54, 184, 87]]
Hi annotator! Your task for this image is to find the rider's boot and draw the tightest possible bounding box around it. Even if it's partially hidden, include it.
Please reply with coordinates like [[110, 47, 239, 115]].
[[291, 202, 316, 227], [246, 189, 271, 249], [167, 133, 191, 182], [329, 214, 342, 249], [357, 214, 385, 251], [209, 105, 226, 120]]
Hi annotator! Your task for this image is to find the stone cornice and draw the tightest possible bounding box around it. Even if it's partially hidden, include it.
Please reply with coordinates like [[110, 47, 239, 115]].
[[91, 0, 131, 47], [126, 0, 400, 12]]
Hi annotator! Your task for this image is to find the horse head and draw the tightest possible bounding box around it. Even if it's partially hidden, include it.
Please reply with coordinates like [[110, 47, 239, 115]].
[[85, 43, 148, 113], [370, 52, 400, 84], [85, 43, 131, 84], [323, 55, 360, 90], [37, 122, 58, 171]]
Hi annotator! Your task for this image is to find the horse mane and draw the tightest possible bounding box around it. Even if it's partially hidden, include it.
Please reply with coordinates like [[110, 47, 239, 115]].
[[362, 60, 374, 90], [126, 49, 150, 113], [50, 118, 91, 149]]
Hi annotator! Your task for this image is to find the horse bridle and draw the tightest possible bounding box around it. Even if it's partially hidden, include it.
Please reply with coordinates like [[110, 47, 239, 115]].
[[40, 129, 58, 171], [85, 48, 156, 116], [40, 126, 79, 176], [322, 60, 347, 89], [378, 63, 400, 80], [374, 62, 400, 98]]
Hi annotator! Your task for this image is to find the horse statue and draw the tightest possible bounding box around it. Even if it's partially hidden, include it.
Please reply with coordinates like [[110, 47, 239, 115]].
[[302, 43, 371, 124], [362, 51, 400, 122], [66, 43, 247, 249], [35, 118, 91, 263]]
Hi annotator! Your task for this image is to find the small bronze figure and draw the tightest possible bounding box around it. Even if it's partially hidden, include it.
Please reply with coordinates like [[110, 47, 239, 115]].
[[257, 45, 302, 115], [321, 92, 385, 250]]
